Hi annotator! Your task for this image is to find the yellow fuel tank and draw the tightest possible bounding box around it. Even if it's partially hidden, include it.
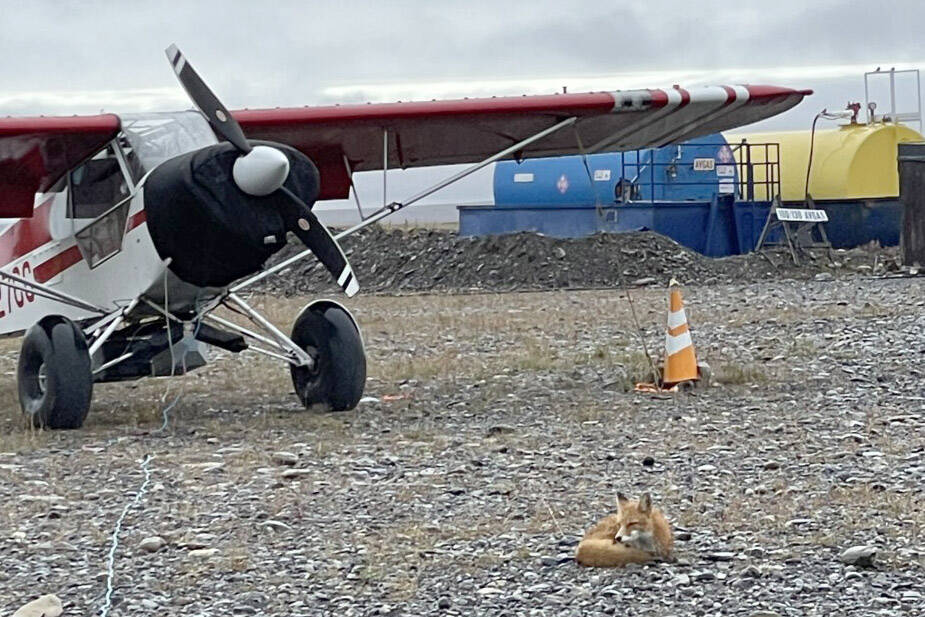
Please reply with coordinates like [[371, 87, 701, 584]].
[[725, 122, 923, 202]]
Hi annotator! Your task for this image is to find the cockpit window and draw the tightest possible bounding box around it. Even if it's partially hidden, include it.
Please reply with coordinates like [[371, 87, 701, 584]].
[[120, 111, 218, 175], [69, 145, 129, 219], [66, 144, 133, 268]]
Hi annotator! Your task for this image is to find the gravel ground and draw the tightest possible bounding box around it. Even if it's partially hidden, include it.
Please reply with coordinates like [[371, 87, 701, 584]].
[[258, 227, 905, 296], [0, 276, 923, 616]]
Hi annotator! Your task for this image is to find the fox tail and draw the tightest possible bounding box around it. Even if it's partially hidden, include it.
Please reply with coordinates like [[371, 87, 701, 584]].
[[575, 539, 655, 567]]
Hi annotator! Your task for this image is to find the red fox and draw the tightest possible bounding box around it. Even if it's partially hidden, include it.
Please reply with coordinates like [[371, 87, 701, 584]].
[[575, 493, 673, 567]]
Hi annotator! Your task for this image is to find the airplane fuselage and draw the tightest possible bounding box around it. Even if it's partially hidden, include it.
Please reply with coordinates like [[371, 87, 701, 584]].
[[0, 189, 170, 336], [0, 111, 226, 337]]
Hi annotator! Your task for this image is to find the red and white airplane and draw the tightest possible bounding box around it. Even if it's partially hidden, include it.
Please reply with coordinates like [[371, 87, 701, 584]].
[[0, 45, 810, 428]]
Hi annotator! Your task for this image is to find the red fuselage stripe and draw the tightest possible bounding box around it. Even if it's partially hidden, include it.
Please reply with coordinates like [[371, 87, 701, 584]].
[[9, 208, 149, 285], [127, 209, 147, 230], [0, 199, 54, 268], [33, 245, 82, 283]]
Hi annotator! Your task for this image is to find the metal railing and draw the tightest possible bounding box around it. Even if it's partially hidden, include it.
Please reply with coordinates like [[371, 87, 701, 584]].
[[615, 141, 781, 203]]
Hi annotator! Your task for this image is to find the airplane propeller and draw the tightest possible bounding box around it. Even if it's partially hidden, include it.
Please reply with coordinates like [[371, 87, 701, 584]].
[[165, 44, 358, 297]]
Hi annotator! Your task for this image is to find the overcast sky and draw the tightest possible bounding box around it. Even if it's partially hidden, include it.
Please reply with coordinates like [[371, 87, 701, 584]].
[[2, 0, 923, 215]]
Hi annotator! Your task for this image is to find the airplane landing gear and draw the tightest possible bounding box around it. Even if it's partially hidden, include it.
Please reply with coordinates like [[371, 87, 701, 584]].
[[290, 303, 365, 411], [18, 316, 93, 429]]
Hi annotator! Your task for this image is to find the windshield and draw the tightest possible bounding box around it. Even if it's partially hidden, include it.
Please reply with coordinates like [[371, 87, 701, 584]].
[[120, 111, 218, 175]]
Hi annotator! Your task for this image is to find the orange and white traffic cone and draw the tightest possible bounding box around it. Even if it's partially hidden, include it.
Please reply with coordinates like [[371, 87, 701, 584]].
[[662, 279, 699, 386]]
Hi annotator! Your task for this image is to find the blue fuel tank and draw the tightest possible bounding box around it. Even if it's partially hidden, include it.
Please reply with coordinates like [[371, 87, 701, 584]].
[[461, 134, 762, 256], [492, 134, 739, 207]]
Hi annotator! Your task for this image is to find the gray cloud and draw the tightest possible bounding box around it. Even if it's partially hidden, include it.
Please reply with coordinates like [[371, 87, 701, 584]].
[[1, 0, 920, 212], [1, 0, 922, 114]]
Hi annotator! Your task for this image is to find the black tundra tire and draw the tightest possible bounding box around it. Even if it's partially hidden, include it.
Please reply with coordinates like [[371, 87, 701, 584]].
[[18, 316, 93, 429], [289, 304, 366, 411]]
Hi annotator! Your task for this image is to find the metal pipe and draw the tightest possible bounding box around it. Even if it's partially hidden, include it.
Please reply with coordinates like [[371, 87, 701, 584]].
[[335, 116, 578, 240], [0, 270, 107, 314], [204, 313, 288, 352], [890, 69, 897, 122], [85, 309, 123, 337], [231, 116, 580, 292], [244, 344, 300, 365], [343, 153, 366, 222], [229, 249, 311, 293], [382, 129, 389, 209], [89, 299, 138, 357], [141, 297, 183, 323], [93, 352, 134, 375], [917, 70, 923, 131], [224, 293, 313, 367], [0, 280, 86, 310], [111, 139, 136, 193]]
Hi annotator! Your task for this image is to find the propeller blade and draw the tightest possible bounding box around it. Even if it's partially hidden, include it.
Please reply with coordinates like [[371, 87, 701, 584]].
[[279, 186, 359, 297], [165, 44, 251, 154]]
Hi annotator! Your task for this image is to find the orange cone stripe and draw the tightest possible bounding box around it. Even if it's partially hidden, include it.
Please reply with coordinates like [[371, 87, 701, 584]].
[[662, 286, 698, 385], [669, 290, 684, 313]]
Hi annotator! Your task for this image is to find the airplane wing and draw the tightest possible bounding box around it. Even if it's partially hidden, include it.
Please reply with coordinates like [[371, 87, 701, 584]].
[[0, 85, 810, 216], [234, 85, 811, 199], [0, 114, 121, 217]]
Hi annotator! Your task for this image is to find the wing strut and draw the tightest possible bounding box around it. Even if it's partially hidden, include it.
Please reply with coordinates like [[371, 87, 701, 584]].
[[229, 115, 578, 293], [0, 270, 108, 315]]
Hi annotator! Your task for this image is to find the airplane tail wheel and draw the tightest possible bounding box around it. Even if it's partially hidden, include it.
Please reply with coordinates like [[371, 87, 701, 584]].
[[289, 305, 365, 411], [18, 316, 93, 429]]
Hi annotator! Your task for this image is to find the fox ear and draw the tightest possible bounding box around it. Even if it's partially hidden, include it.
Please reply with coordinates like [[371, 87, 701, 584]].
[[616, 493, 630, 510], [639, 493, 652, 513]]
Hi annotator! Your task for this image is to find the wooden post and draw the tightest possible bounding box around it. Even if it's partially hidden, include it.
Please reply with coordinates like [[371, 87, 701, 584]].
[[899, 143, 925, 266]]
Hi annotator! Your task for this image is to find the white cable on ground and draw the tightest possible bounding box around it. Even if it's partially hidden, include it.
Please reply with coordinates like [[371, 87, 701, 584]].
[[99, 454, 154, 617]]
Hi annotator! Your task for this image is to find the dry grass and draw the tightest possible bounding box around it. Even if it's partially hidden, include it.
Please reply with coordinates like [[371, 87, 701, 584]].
[[0, 287, 796, 443], [712, 362, 770, 385]]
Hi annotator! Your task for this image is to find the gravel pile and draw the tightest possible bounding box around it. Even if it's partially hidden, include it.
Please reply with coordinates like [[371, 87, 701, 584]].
[[258, 227, 904, 296], [1, 276, 922, 616]]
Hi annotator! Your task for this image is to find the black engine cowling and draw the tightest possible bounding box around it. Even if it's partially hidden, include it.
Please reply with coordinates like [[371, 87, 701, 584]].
[[143, 140, 320, 288]]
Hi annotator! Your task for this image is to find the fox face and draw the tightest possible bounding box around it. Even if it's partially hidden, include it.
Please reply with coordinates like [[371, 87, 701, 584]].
[[575, 493, 674, 567], [614, 493, 659, 553], [576, 492, 673, 567]]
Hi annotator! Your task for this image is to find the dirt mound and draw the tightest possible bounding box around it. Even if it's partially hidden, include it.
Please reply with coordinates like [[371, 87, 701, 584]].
[[257, 226, 900, 296]]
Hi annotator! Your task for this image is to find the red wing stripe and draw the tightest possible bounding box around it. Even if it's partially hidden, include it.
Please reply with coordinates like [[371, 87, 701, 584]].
[[648, 89, 670, 108], [722, 86, 737, 104], [33, 245, 82, 283]]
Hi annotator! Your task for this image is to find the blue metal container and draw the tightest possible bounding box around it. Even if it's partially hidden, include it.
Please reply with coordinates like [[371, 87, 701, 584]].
[[492, 134, 740, 207], [813, 199, 902, 247], [463, 127, 904, 254], [461, 134, 770, 257], [459, 198, 771, 257]]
